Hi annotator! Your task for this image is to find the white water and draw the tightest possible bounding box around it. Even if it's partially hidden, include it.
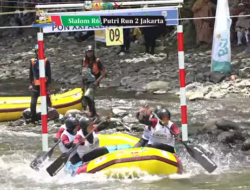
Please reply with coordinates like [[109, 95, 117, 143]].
[[0, 125, 249, 190]]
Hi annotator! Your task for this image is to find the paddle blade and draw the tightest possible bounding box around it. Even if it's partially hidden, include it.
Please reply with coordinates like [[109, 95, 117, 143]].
[[183, 143, 217, 173], [46, 153, 69, 177], [30, 151, 48, 170]]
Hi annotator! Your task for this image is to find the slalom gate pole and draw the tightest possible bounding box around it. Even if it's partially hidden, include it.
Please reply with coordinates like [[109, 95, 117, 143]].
[[177, 25, 188, 141], [38, 30, 48, 151]]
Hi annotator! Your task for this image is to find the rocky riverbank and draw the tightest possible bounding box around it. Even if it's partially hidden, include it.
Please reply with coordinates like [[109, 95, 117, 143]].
[[1, 33, 250, 100], [6, 107, 250, 153]]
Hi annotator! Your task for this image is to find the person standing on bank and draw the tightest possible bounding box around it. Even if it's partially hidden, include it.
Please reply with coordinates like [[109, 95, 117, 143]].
[[81, 45, 107, 117], [28, 44, 51, 126]]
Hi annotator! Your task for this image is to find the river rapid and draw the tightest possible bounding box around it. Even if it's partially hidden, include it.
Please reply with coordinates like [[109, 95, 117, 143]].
[[1, 79, 250, 190]]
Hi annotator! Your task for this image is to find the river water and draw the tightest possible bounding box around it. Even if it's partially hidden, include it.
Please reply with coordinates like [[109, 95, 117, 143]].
[[1, 79, 250, 190]]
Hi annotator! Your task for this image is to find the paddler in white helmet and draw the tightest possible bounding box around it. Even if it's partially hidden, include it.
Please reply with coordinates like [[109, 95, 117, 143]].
[[136, 106, 181, 153], [133, 106, 162, 148]]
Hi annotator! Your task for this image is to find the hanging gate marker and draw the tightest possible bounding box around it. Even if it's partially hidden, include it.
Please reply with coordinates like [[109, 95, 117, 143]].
[[106, 27, 123, 46]]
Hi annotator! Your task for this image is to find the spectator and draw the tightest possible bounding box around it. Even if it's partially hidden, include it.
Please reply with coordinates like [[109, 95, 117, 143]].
[[10, 14, 23, 37], [192, 0, 215, 46], [235, 4, 250, 46], [118, 28, 130, 56]]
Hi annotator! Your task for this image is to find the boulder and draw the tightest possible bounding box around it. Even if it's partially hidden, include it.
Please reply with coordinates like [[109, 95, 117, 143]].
[[215, 119, 240, 131], [209, 72, 227, 83], [146, 81, 170, 92], [217, 131, 235, 143], [241, 138, 250, 151]]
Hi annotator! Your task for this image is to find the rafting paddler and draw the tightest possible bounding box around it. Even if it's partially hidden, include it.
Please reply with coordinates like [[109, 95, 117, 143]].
[[133, 106, 162, 148], [53, 113, 77, 143], [28, 44, 51, 126], [81, 45, 107, 117], [137, 107, 181, 153], [65, 116, 113, 175], [59, 117, 80, 156]]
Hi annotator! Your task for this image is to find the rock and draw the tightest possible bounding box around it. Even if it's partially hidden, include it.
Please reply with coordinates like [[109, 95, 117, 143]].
[[239, 67, 250, 78], [241, 138, 250, 151], [220, 83, 231, 89], [235, 79, 250, 89], [185, 71, 195, 84], [241, 130, 250, 139], [11, 119, 25, 127], [200, 119, 218, 134], [109, 76, 122, 87], [65, 109, 83, 117], [112, 107, 129, 117], [130, 124, 145, 132], [153, 90, 167, 94], [47, 108, 60, 120], [116, 126, 125, 131], [122, 115, 138, 123], [209, 72, 227, 83], [215, 119, 240, 131], [217, 131, 235, 143], [205, 91, 226, 99], [146, 81, 170, 92], [188, 91, 204, 101]]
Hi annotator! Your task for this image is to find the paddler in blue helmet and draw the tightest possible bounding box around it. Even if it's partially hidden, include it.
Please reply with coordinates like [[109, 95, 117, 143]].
[[136, 106, 181, 153], [28, 44, 51, 126]]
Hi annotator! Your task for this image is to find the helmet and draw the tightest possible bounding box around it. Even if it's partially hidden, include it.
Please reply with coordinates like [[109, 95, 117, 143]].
[[156, 108, 171, 120], [79, 116, 92, 131], [65, 117, 79, 131], [34, 44, 45, 50], [64, 113, 76, 120], [85, 45, 94, 52], [153, 105, 162, 114]]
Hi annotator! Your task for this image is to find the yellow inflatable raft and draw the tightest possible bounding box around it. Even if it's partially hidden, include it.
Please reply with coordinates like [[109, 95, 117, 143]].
[[97, 133, 139, 147], [75, 134, 183, 177], [0, 88, 83, 122]]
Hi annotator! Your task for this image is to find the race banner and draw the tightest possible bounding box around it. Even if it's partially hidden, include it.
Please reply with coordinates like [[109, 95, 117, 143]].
[[211, 0, 231, 74], [43, 7, 178, 33]]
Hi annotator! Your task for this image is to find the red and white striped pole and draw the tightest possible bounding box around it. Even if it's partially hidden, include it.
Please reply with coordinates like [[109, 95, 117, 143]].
[[177, 25, 188, 142], [38, 31, 48, 151]]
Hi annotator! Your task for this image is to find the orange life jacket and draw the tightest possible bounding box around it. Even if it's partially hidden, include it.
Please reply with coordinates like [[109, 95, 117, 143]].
[[31, 58, 47, 85], [82, 58, 100, 75]]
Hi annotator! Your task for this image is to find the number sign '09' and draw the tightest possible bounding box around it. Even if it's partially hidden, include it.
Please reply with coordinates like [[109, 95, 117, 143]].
[[106, 27, 124, 46]]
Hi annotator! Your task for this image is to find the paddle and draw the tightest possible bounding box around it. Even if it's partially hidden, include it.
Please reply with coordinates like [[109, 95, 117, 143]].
[[46, 118, 107, 177], [110, 118, 131, 131], [30, 139, 61, 171], [152, 112, 217, 173]]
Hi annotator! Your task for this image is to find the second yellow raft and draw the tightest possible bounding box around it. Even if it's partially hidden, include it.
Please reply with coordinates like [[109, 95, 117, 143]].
[[0, 88, 83, 122]]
